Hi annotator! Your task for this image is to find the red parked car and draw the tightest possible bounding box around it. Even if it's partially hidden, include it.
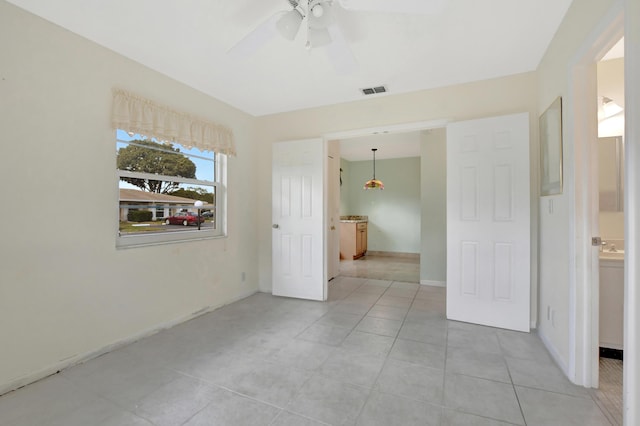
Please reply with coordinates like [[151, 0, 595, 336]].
[[165, 211, 200, 226]]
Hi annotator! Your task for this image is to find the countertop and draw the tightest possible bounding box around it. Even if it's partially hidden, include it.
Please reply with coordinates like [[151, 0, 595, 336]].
[[340, 215, 368, 223]]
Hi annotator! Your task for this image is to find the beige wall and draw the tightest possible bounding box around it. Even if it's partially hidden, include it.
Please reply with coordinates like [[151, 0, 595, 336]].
[[0, 1, 259, 392], [256, 72, 540, 326], [4, 0, 623, 399], [536, 0, 618, 374]]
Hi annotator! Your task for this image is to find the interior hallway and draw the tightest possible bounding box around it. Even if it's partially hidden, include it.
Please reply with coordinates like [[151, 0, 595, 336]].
[[0, 268, 615, 425]]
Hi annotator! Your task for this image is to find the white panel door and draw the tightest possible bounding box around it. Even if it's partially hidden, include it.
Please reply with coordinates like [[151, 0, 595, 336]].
[[272, 139, 326, 301], [447, 113, 530, 332]]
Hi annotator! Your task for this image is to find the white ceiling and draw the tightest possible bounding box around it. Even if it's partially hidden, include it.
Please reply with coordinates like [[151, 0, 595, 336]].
[[339, 132, 422, 161], [7, 0, 573, 117], [603, 37, 624, 61]]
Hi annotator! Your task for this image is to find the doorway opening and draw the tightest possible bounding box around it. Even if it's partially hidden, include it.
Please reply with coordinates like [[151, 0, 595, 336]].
[[593, 36, 625, 425], [332, 129, 431, 284]]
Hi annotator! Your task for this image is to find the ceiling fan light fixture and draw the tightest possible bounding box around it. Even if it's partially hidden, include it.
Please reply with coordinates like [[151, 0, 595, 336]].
[[308, 27, 332, 48], [308, 0, 334, 29], [312, 3, 324, 17], [276, 9, 304, 40]]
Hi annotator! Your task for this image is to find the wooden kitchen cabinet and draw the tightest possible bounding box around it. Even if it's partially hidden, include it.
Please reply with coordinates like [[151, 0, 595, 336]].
[[340, 221, 367, 260]]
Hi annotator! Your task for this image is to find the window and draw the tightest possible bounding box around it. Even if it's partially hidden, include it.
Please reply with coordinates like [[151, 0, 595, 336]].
[[116, 130, 226, 247]]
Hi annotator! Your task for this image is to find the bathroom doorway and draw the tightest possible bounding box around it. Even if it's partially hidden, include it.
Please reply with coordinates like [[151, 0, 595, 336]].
[[594, 37, 625, 425]]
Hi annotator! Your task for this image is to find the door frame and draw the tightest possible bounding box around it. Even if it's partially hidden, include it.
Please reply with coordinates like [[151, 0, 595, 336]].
[[624, 1, 640, 422], [322, 119, 450, 280], [569, 1, 640, 422], [566, 2, 624, 389]]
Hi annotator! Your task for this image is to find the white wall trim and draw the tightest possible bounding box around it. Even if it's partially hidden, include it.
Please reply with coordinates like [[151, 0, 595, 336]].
[[624, 0, 640, 423], [324, 119, 451, 141], [420, 280, 446, 287], [0, 289, 257, 397], [565, 0, 624, 389], [539, 328, 570, 376]]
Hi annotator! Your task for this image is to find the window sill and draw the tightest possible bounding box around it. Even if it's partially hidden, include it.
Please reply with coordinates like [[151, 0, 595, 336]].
[[117, 229, 227, 249]]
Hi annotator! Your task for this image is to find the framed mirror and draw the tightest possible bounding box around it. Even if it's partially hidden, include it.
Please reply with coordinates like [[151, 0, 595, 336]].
[[599, 136, 624, 212], [540, 97, 563, 196]]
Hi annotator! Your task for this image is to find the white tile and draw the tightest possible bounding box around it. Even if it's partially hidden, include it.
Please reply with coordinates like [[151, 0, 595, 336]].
[[447, 327, 502, 355], [133, 375, 218, 426], [339, 331, 396, 358], [270, 411, 328, 426], [389, 338, 446, 370], [286, 375, 370, 426], [315, 311, 364, 329], [443, 374, 524, 425], [363, 279, 393, 288], [172, 350, 258, 387], [182, 387, 280, 426], [376, 295, 413, 309], [441, 409, 517, 426], [63, 350, 182, 409], [366, 304, 409, 321], [356, 316, 403, 337], [318, 350, 386, 388], [446, 348, 511, 383], [296, 322, 353, 346], [0, 375, 92, 425], [356, 391, 442, 426], [383, 287, 418, 299], [398, 319, 447, 346], [98, 411, 155, 426], [506, 357, 591, 398], [268, 339, 335, 371], [1, 260, 613, 426], [375, 358, 444, 404], [226, 361, 313, 408], [516, 386, 611, 426]]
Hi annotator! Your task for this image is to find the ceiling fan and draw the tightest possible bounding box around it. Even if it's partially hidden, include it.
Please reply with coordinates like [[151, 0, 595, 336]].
[[228, 0, 445, 74]]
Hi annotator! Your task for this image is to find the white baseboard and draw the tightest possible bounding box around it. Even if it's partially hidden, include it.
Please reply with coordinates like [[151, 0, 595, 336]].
[[0, 289, 257, 397], [420, 280, 446, 287], [538, 329, 570, 379], [366, 251, 420, 259]]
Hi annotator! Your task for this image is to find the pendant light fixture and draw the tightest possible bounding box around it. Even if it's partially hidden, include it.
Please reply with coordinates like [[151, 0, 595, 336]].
[[364, 148, 384, 190]]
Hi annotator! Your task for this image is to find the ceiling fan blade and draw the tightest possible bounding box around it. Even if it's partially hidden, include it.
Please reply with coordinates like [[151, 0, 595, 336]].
[[337, 0, 445, 14], [227, 12, 283, 59], [326, 24, 357, 75]]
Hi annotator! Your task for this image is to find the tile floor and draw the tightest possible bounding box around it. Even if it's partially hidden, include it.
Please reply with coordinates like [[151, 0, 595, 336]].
[[338, 254, 420, 283], [0, 272, 614, 426], [594, 357, 623, 426]]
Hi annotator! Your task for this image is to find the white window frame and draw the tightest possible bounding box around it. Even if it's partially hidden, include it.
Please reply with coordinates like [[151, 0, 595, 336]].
[[116, 138, 227, 249]]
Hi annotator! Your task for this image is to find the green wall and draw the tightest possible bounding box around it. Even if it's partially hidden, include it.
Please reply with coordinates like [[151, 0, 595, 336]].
[[420, 129, 447, 284], [340, 156, 421, 254]]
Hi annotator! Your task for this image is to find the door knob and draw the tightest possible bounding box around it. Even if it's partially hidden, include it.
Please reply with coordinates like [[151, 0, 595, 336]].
[[272, 224, 280, 229], [330, 226, 336, 230]]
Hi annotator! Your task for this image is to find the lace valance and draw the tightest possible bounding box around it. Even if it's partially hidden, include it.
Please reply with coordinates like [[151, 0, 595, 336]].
[[111, 89, 236, 156]]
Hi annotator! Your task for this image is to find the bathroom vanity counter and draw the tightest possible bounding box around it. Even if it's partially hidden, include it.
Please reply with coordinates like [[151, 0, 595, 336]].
[[599, 254, 624, 350], [340, 216, 368, 260]]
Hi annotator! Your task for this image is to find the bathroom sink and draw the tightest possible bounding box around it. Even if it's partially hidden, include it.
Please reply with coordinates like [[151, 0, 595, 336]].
[[600, 250, 625, 260]]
